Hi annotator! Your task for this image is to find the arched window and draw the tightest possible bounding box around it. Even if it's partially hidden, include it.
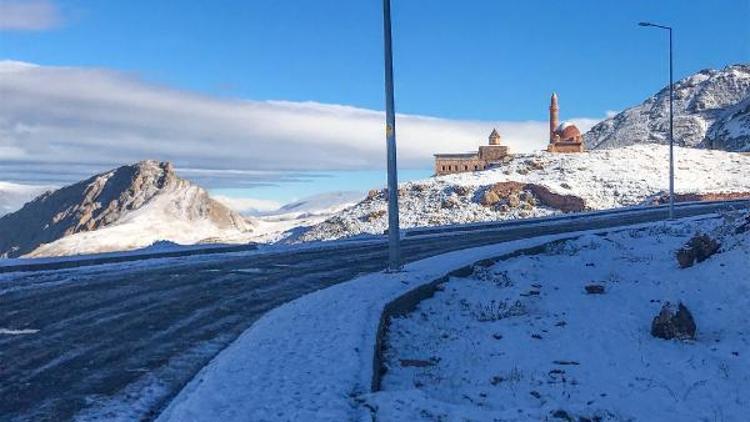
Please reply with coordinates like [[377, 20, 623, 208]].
[[464, 165, 468, 171]]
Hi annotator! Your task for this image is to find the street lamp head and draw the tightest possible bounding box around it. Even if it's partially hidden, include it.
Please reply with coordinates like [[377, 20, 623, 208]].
[[638, 21, 672, 30]]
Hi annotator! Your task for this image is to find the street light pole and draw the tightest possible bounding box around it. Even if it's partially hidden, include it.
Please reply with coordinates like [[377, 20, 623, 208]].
[[383, 0, 402, 271], [639, 21, 675, 220]]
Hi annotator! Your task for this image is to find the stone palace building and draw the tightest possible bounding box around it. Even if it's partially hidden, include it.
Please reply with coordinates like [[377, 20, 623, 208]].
[[433, 92, 584, 176], [434, 129, 510, 176]]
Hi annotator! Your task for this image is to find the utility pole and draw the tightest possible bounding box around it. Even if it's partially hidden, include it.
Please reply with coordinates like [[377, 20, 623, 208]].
[[639, 21, 675, 220], [383, 0, 402, 271]]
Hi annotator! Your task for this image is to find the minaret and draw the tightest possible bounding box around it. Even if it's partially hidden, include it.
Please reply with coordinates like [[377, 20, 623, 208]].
[[488, 128, 501, 145], [549, 92, 559, 143]]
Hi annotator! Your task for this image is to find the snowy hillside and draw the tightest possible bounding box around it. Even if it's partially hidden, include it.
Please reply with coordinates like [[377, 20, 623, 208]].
[[707, 95, 750, 151], [372, 211, 750, 420], [584, 64, 750, 151], [293, 145, 750, 242], [0, 161, 255, 258]]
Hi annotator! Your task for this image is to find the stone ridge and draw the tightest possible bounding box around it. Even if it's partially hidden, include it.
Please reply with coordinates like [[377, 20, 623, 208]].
[[0, 161, 250, 258], [583, 64, 750, 152]]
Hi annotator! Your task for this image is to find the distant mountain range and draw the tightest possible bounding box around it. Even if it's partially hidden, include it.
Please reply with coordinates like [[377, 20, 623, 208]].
[[584, 64, 750, 152], [0, 161, 254, 258], [271, 191, 363, 217]]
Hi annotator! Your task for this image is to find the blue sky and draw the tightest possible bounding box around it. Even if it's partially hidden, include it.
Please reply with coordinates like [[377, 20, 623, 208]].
[[1, 0, 748, 207], [4, 0, 749, 119]]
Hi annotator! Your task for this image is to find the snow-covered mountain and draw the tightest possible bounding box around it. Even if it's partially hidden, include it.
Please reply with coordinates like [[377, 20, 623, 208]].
[[272, 191, 363, 217], [584, 64, 750, 151], [291, 145, 750, 242], [0, 161, 255, 258], [241, 191, 364, 244]]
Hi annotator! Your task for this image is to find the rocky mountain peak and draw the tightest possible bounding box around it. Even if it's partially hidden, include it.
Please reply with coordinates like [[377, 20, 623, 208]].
[[584, 64, 750, 152], [0, 161, 252, 258]]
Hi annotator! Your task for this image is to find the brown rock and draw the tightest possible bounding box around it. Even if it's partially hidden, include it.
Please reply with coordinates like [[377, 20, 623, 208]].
[[481, 190, 501, 206], [480, 182, 585, 213], [441, 197, 460, 209], [364, 209, 386, 222], [676, 233, 720, 268], [366, 189, 382, 200], [453, 185, 470, 196], [654, 191, 750, 204], [651, 302, 696, 340], [526, 184, 586, 213]]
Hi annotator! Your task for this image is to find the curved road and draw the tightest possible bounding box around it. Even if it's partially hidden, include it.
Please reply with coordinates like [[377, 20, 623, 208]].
[[0, 202, 745, 421]]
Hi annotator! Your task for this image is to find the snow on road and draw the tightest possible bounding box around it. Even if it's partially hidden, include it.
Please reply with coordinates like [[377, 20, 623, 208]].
[[371, 213, 750, 421], [0, 328, 40, 335]]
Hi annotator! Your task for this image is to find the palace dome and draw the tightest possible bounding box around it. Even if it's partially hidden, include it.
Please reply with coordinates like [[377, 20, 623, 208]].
[[556, 123, 581, 141]]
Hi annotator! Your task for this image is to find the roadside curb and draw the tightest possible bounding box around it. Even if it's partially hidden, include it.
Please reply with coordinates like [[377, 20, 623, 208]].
[[370, 239, 569, 391]]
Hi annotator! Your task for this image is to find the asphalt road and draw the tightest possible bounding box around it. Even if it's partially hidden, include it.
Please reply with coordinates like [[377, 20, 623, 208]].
[[0, 202, 745, 421]]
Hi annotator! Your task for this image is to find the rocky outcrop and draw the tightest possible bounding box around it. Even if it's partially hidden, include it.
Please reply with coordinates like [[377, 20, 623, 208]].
[[584, 64, 750, 152], [481, 182, 586, 213], [0, 161, 252, 258]]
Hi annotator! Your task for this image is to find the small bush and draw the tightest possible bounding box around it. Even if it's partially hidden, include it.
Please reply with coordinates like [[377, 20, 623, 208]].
[[475, 300, 526, 322]]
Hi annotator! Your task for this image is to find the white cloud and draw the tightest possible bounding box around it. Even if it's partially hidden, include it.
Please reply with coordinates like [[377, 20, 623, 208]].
[[0, 60, 603, 187], [0, 0, 61, 30], [213, 195, 281, 215]]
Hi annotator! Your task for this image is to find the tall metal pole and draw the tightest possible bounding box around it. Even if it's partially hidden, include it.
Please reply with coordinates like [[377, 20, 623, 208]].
[[383, 0, 401, 271], [639, 22, 675, 220], [668, 27, 675, 220]]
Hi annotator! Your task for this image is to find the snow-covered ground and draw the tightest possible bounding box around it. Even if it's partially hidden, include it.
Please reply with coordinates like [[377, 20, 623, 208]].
[[296, 145, 750, 242], [371, 213, 750, 421], [157, 209, 749, 422]]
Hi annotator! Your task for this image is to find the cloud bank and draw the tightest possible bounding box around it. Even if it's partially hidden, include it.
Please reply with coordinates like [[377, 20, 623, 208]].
[[0, 0, 61, 30], [0, 60, 601, 188]]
